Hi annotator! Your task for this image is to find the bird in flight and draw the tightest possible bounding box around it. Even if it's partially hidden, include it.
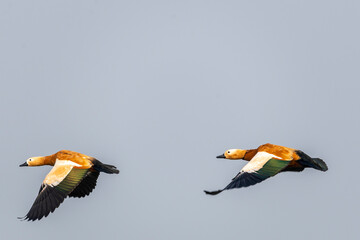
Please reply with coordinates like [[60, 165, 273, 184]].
[[204, 143, 327, 195], [19, 150, 119, 221]]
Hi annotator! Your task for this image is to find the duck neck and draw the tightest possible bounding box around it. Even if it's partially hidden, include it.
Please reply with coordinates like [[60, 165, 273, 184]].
[[43, 154, 56, 166], [243, 149, 258, 161]]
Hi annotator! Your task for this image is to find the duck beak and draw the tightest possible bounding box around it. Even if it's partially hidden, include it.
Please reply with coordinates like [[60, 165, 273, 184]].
[[19, 162, 28, 167], [216, 154, 226, 159]]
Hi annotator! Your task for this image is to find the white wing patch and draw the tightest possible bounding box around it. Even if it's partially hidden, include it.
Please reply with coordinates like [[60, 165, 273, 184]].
[[43, 160, 81, 186], [51, 181, 61, 186], [55, 159, 82, 167], [241, 151, 282, 173]]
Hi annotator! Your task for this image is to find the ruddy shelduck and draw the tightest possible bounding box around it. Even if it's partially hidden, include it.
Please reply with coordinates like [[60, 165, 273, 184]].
[[19, 150, 119, 221], [205, 143, 328, 195]]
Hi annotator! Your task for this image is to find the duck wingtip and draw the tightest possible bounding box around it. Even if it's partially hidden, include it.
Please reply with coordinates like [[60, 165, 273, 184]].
[[17, 216, 26, 221], [204, 189, 223, 195]]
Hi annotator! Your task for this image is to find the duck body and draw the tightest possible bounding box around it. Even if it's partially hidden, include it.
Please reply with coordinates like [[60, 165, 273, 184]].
[[19, 150, 119, 221], [219, 143, 327, 172], [50, 150, 94, 168], [205, 143, 328, 195]]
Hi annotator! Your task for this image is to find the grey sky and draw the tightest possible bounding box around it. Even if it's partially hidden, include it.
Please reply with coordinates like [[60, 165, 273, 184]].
[[1, 1, 359, 239]]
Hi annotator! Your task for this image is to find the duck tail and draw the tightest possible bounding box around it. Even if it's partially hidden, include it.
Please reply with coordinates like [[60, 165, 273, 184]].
[[296, 150, 328, 172], [310, 158, 328, 172], [92, 159, 120, 174]]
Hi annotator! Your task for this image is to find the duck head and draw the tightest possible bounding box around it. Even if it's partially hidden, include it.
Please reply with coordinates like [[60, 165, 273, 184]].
[[217, 149, 247, 159], [19, 156, 45, 167]]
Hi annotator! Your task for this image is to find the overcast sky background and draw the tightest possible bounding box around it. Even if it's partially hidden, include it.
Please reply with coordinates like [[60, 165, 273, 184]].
[[1, 1, 359, 239]]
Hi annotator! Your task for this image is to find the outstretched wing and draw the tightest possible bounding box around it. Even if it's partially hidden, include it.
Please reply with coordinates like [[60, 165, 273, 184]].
[[20, 162, 89, 221], [69, 170, 100, 198], [205, 152, 291, 195]]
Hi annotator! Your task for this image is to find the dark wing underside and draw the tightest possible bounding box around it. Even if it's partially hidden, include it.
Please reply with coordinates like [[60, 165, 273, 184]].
[[19, 184, 68, 221], [69, 170, 100, 198], [204, 172, 267, 195], [20, 167, 89, 221], [205, 158, 290, 195]]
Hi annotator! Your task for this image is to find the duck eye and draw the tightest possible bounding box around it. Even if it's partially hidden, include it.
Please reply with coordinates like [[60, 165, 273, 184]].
[[227, 151, 230, 154]]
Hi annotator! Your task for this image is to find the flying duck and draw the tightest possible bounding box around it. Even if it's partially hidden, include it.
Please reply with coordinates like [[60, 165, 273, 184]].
[[19, 150, 119, 221], [204, 143, 328, 195]]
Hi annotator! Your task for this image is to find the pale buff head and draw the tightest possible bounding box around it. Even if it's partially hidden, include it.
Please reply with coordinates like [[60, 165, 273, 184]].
[[19, 156, 45, 167], [217, 149, 247, 159]]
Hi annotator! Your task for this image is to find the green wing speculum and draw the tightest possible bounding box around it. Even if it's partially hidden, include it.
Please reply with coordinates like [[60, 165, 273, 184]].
[[256, 158, 290, 177], [56, 168, 89, 193]]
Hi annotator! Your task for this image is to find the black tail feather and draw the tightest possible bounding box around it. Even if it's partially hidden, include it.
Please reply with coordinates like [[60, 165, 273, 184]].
[[92, 160, 120, 174], [296, 150, 328, 172], [310, 158, 328, 172]]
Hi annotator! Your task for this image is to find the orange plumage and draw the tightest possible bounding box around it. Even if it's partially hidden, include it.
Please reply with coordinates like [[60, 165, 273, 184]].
[[205, 143, 328, 195], [19, 150, 119, 221]]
